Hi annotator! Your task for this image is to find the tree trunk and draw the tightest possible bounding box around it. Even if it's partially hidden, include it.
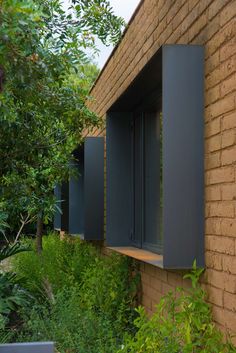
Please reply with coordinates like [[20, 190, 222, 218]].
[[36, 213, 43, 254]]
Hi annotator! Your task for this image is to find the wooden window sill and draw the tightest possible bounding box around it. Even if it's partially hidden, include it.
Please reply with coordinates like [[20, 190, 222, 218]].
[[107, 246, 163, 268]]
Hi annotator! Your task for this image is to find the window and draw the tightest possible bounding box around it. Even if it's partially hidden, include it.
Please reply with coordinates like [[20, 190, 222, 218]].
[[106, 45, 204, 269], [130, 108, 162, 254]]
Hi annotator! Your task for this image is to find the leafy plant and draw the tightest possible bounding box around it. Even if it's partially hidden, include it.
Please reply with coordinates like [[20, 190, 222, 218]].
[[0, 242, 32, 340], [118, 263, 236, 353], [13, 234, 98, 297], [12, 234, 139, 352]]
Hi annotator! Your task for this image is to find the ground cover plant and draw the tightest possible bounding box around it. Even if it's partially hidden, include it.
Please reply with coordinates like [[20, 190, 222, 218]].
[[11, 234, 139, 352]]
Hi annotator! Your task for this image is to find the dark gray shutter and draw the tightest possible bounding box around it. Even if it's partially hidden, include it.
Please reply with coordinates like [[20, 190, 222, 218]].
[[162, 45, 204, 268], [106, 112, 133, 246], [84, 137, 104, 240], [68, 137, 104, 240]]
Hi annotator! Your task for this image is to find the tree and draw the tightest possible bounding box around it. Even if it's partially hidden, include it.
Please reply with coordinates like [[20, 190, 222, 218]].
[[0, 0, 125, 251]]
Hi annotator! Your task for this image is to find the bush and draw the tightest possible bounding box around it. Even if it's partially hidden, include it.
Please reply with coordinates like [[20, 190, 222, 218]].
[[13, 234, 139, 353], [118, 264, 236, 353], [13, 234, 98, 298]]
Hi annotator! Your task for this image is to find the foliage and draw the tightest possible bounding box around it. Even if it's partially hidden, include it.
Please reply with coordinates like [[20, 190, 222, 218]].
[[12, 234, 139, 353], [118, 263, 236, 353], [0, 0, 124, 241], [0, 242, 32, 341], [13, 233, 98, 297]]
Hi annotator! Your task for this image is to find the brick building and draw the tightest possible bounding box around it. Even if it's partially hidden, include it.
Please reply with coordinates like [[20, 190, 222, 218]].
[[87, 0, 236, 339], [56, 0, 236, 340]]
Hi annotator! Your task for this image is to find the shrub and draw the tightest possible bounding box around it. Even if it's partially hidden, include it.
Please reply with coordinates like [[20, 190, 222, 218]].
[[13, 234, 98, 298], [13, 234, 139, 353], [118, 264, 236, 353]]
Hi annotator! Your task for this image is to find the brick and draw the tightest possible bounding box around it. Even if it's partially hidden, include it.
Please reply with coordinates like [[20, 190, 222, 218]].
[[149, 276, 163, 292], [222, 129, 235, 148], [205, 85, 220, 106], [224, 291, 236, 311], [205, 251, 223, 271], [224, 308, 236, 331], [205, 151, 221, 170], [205, 94, 235, 120], [205, 117, 221, 137], [222, 255, 236, 274], [162, 282, 174, 295], [206, 166, 235, 185], [220, 1, 236, 27], [188, 12, 208, 41], [205, 185, 221, 201], [167, 272, 183, 288], [207, 269, 236, 293], [208, 201, 234, 217], [141, 271, 151, 285], [221, 219, 236, 237], [208, 0, 231, 20], [221, 73, 236, 97], [206, 56, 236, 89], [205, 218, 221, 235], [222, 183, 236, 200], [206, 19, 236, 58], [220, 37, 236, 62], [206, 284, 224, 306], [205, 134, 221, 152], [222, 145, 236, 165], [222, 112, 236, 130], [206, 235, 235, 255]]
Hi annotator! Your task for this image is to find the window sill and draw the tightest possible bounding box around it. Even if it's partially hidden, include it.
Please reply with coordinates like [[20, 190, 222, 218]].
[[107, 246, 163, 268]]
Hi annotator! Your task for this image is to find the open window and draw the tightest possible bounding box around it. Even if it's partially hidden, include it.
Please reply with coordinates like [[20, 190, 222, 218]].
[[106, 45, 204, 269]]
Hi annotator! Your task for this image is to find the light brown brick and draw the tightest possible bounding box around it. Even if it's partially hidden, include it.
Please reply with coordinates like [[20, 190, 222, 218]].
[[206, 235, 235, 255], [222, 129, 236, 148], [206, 185, 221, 201], [222, 183, 236, 200], [205, 85, 221, 106], [224, 291, 236, 311], [205, 151, 221, 170], [208, 201, 234, 217], [206, 284, 224, 306], [221, 73, 236, 97], [220, 1, 236, 26], [206, 19, 236, 58], [206, 166, 235, 185], [205, 251, 223, 271], [222, 255, 236, 274], [221, 219, 236, 237], [208, 0, 231, 20], [205, 117, 221, 137], [222, 145, 236, 165], [206, 134, 221, 152], [222, 111, 236, 130], [220, 37, 236, 62], [205, 218, 221, 235], [149, 276, 163, 292], [207, 269, 236, 293], [205, 93, 235, 120]]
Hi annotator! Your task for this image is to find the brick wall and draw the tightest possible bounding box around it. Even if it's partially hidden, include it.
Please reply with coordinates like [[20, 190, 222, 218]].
[[87, 0, 236, 339]]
